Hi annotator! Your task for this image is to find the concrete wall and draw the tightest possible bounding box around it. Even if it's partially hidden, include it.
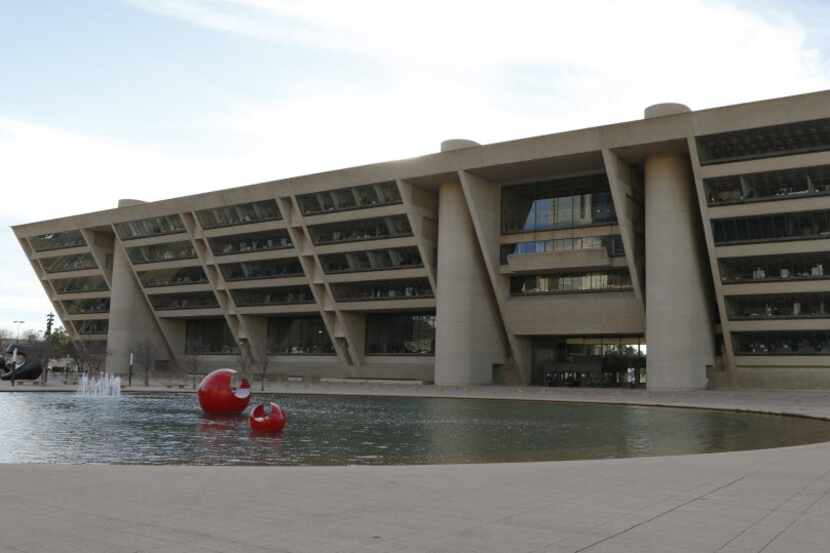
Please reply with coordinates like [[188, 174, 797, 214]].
[[644, 154, 715, 390], [14, 89, 830, 389], [434, 181, 505, 385]]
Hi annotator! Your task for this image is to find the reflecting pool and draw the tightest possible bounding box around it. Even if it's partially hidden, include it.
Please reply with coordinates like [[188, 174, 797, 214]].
[[1, 393, 829, 465]]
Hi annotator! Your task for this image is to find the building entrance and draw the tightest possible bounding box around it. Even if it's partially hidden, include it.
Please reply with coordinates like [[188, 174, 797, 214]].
[[531, 336, 646, 388]]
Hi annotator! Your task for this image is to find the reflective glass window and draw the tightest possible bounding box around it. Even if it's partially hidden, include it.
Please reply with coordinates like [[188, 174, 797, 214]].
[[366, 313, 435, 355], [726, 293, 830, 320], [53, 275, 108, 294], [698, 118, 830, 165], [320, 247, 423, 274], [220, 258, 303, 281], [308, 215, 412, 245], [531, 335, 646, 387], [196, 200, 281, 229], [500, 235, 624, 264], [208, 229, 292, 256], [297, 182, 401, 215], [185, 319, 239, 354], [63, 297, 110, 315], [712, 210, 830, 245], [77, 320, 108, 335], [501, 174, 616, 233], [332, 278, 433, 302], [733, 331, 830, 355], [267, 316, 335, 355], [138, 267, 207, 288], [719, 252, 830, 283], [30, 230, 85, 252], [511, 270, 632, 295], [150, 291, 219, 310], [127, 241, 196, 264], [42, 253, 97, 274], [705, 165, 830, 205], [231, 285, 314, 306], [115, 215, 186, 240]]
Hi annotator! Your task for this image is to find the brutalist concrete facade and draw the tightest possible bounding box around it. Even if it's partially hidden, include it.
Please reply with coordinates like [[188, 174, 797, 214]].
[[14, 91, 830, 389]]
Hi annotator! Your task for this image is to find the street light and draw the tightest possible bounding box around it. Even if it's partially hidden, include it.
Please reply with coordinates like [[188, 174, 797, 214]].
[[13, 320, 24, 342]]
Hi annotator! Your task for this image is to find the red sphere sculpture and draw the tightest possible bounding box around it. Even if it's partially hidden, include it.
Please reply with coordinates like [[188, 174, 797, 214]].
[[197, 369, 251, 416], [249, 402, 286, 433]]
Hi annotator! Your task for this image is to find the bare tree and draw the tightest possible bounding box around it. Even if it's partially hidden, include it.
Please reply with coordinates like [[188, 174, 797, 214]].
[[187, 353, 203, 378], [255, 341, 271, 391]]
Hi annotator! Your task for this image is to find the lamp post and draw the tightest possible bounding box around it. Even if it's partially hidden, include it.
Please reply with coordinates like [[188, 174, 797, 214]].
[[13, 320, 24, 342]]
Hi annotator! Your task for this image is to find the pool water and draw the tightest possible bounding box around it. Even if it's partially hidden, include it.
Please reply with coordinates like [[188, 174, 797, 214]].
[[1, 393, 829, 465]]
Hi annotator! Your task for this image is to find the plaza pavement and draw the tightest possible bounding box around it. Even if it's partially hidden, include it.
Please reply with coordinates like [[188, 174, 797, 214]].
[[2, 382, 830, 552]]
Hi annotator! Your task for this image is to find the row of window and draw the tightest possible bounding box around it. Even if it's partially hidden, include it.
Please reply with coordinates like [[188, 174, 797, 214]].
[[733, 331, 830, 355], [726, 293, 830, 320], [63, 297, 110, 315], [197, 199, 281, 229], [147, 278, 435, 311], [221, 258, 303, 281], [501, 174, 616, 234], [208, 229, 292, 256], [309, 215, 412, 245], [500, 235, 624, 264], [115, 215, 185, 240], [719, 252, 829, 284], [697, 117, 830, 165], [531, 336, 646, 387], [366, 313, 434, 355], [77, 319, 108, 335], [139, 267, 207, 288], [183, 313, 435, 356], [230, 286, 314, 306], [127, 241, 196, 264], [150, 292, 219, 311], [320, 247, 422, 274], [332, 278, 433, 302], [53, 275, 109, 295], [42, 253, 97, 274], [297, 182, 401, 215], [511, 270, 633, 296], [705, 165, 830, 206], [30, 230, 85, 252], [712, 210, 830, 246]]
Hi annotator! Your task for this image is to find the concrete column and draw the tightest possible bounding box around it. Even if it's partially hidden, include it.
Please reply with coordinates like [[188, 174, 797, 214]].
[[644, 153, 714, 390], [105, 200, 171, 375], [434, 180, 503, 385]]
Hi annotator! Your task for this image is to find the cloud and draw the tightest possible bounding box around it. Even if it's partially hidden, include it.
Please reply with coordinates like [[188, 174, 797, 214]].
[[4, 0, 830, 323]]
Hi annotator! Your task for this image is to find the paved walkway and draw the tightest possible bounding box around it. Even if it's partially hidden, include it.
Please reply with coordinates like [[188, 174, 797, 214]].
[[2, 384, 830, 552]]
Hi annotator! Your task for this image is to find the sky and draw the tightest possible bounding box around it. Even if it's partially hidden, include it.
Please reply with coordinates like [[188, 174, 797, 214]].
[[2, 0, 830, 335]]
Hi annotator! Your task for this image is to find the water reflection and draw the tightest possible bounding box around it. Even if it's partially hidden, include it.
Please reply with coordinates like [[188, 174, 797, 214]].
[[0, 393, 829, 466]]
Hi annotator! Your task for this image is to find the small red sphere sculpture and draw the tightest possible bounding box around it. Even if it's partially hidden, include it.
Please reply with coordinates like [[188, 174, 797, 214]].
[[249, 402, 287, 433], [197, 369, 251, 416]]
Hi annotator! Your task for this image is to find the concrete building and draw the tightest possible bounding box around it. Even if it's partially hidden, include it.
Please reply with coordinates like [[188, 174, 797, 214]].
[[13, 91, 830, 390]]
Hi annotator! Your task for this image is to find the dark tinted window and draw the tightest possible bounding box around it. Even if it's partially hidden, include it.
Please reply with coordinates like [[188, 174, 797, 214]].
[[502, 174, 615, 233], [332, 278, 433, 302], [30, 230, 85, 252], [185, 319, 239, 354], [366, 313, 435, 355], [115, 215, 186, 240], [309, 215, 412, 245], [267, 317, 335, 355], [712, 211, 830, 245], [511, 270, 632, 295], [698, 118, 830, 165], [297, 182, 401, 215], [196, 200, 281, 229]]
